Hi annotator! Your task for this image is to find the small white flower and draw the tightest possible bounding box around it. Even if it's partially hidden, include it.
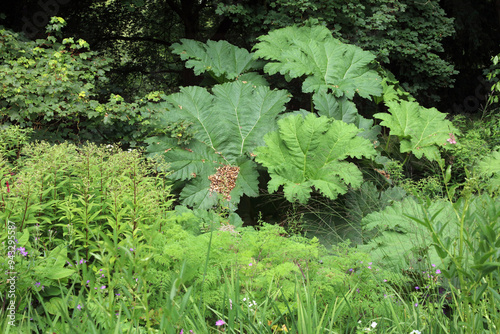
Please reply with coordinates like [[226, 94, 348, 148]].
[[410, 331, 422, 334], [371, 322, 377, 328], [243, 298, 247, 302]]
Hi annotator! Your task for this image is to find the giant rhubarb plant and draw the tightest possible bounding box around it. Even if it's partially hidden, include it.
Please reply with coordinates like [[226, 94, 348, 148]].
[[476, 150, 500, 193], [171, 39, 267, 85], [253, 24, 382, 140], [147, 81, 289, 209], [374, 100, 459, 162], [253, 24, 382, 98], [255, 113, 377, 204]]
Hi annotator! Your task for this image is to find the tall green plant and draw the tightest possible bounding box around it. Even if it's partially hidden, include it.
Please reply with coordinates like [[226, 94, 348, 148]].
[[171, 39, 267, 85], [147, 81, 290, 210], [374, 100, 459, 163], [255, 113, 377, 204], [0, 142, 172, 324], [254, 24, 382, 98]]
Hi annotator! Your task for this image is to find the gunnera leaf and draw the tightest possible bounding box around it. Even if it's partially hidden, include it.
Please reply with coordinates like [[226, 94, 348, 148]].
[[358, 196, 456, 270], [313, 91, 357, 123], [172, 39, 267, 85], [374, 100, 459, 162], [254, 24, 382, 99], [476, 150, 500, 192], [162, 81, 290, 161], [255, 113, 377, 204], [148, 81, 289, 209]]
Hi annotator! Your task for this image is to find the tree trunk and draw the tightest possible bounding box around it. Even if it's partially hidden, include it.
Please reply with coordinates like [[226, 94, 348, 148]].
[[497, 0, 500, 24]]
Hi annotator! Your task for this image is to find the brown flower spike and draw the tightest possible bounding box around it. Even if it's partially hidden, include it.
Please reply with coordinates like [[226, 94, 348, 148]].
[[208, 165, 240, 201]]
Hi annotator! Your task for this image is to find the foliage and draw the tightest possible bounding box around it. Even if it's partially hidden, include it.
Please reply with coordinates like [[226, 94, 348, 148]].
[[343, 182, 407, 241], [0, 18, 109, 127], [252, 24, 383, 141], [359, 189, 500, 331], [2, 139, 499, 332], [0, 142, 172, 324], [434, 114, 500, 190], [0, 125, 33, 163], [1, 142, 415, 333], [218, 0, 457, 101], [374, 100, 459, 162], [486, 52, 500, 105], [359, 196, 454, 269], [476, 150, 500, 194], [0, 18, 165, 146], [144, 215, 406, 330], [407, 194, 500, 332], [171, 39, 267, 85], [254, 23, 382, 99], [255, 114, 376, 204], [147, 81, 289, 210]]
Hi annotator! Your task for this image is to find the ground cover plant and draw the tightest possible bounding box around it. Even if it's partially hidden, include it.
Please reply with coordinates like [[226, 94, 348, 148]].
[[1, 18, 500, 333]]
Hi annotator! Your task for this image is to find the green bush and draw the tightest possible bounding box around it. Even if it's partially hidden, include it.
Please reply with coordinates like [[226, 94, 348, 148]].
[[0, 142, 171, 327]]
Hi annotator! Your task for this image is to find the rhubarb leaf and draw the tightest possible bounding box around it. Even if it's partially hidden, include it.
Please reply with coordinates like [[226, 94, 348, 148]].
[[255, 113, 376, 204]]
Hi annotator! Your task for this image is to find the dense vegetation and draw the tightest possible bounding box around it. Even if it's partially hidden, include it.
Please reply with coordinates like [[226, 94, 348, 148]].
[[1, 2, 500, 333]]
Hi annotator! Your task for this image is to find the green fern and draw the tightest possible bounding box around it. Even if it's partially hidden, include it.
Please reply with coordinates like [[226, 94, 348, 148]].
[[254, 24, 382, 98], [255, 113, 377, 204]]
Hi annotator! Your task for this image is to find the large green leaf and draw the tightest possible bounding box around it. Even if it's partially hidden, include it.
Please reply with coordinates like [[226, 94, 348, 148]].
[[313, 91, 357, 123], [358, 197, 457, 269], [180, 176, 218, 210], [374, 101, 458, 161], [476, 150, 500, 192], [171, 39, 266, 84], [162, 142, 224, 181], [255, 113, 376, 204], [163, 81, 290, 162], [254, 25, 382, 99], [312, 91, 380, 141], [177, 157, 260, 210], [151, 81, 289, 209]]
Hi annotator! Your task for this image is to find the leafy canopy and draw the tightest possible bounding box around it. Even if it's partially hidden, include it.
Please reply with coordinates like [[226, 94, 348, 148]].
[[255, 113, 377, 204], [253, 24, 382, 99]]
